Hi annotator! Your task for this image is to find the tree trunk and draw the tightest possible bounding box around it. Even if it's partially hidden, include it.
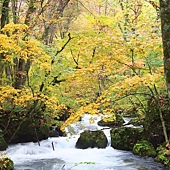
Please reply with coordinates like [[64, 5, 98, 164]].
[[1, 0, 9, 30], [13, 59, 26, 89], [25, 0, 36, 26], [159, 0, 170, 97], [0, 0, 10, 85], [159, 0, 170, 145], [12, 0, 18, 24]]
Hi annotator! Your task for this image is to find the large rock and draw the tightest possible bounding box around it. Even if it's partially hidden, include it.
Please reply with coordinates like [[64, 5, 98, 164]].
[[133, 140, 157, 157], [110, 127, 143, 151], [76, 130, 108, 149], [4, 118, 49, 144], [0, 130, 7, 151]]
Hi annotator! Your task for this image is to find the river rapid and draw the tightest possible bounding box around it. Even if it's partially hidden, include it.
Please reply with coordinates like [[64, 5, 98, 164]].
[[6, 114, 167, 170]]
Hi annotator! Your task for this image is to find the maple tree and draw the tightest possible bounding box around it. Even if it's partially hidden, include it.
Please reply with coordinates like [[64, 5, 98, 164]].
[[60, 0, 165, 130], [0, 0, 74, 89], [0, 0, 74, 142]]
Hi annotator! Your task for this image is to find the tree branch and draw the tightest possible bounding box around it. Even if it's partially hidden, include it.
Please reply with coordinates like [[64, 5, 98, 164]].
[[113, 92, 152, 102], [39, 33, 72, 92], [55, 33, 72, 56]]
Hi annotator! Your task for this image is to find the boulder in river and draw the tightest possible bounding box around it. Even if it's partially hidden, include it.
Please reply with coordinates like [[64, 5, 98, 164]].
[[110, 127, 143, 151], [4, 118, 49, 144], [76, 130, 108, 149], [133, 140, 157, 157]]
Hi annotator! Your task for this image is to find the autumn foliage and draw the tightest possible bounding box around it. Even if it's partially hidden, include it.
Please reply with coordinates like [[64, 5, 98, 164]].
[[0, 0, 165, 133]]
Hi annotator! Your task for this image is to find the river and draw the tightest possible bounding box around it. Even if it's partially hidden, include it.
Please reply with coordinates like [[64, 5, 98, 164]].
[[6, 114, 167, 170]]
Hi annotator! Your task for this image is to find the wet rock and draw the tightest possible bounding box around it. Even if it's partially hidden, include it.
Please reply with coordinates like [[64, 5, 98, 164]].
[[76, 130, 108, 149], [110, 127, 143, 151], [133, 140, 157, 157], [4, 118, 49, 144]]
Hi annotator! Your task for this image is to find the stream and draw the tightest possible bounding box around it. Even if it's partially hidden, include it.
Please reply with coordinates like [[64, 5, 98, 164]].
[[6, 114, 167, 170]]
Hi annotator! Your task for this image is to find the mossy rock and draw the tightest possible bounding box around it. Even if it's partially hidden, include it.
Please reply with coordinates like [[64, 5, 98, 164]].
[[110, 127, 143, 151], [155, 144, 170, 166], [0, 157, 14, 170], [133, 140, 157, 157], [0, 130, 7, 151], [4, 118, 50, 144], [98, 114, 125, 127], [76, 130, 108, 149]]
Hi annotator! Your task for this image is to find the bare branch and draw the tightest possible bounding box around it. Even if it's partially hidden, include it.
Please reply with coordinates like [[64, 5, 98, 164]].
[[55, 33, 72, 56]]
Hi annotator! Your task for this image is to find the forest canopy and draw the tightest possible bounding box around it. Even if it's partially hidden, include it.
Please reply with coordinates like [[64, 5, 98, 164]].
[[0, 0, 166, 132]]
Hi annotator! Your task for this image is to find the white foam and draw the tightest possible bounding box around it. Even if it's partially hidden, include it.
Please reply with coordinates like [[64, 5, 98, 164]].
[[5, 114, 163, 170]]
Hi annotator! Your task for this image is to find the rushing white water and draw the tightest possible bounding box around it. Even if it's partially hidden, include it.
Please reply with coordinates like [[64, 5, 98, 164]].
[[6, 114, 165, 170]]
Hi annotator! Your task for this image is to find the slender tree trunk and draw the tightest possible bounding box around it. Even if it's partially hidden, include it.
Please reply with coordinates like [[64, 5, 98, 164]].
[[104, 0, 108, 15], [0, 60, 4, 85], [153, 85, 169, 145]]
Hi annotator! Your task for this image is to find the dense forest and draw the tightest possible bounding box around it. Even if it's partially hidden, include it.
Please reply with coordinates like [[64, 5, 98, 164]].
[[1, 0, 170, 168]]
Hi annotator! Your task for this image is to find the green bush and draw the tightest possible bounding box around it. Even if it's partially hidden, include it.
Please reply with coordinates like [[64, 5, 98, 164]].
[[0, 155, 14, 170], [155, 145, 170, 166]]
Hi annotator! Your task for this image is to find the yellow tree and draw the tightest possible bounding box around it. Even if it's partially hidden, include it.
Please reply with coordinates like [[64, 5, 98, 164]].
[[0, 0, 73, 88], [60, 0, 164, 130]]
